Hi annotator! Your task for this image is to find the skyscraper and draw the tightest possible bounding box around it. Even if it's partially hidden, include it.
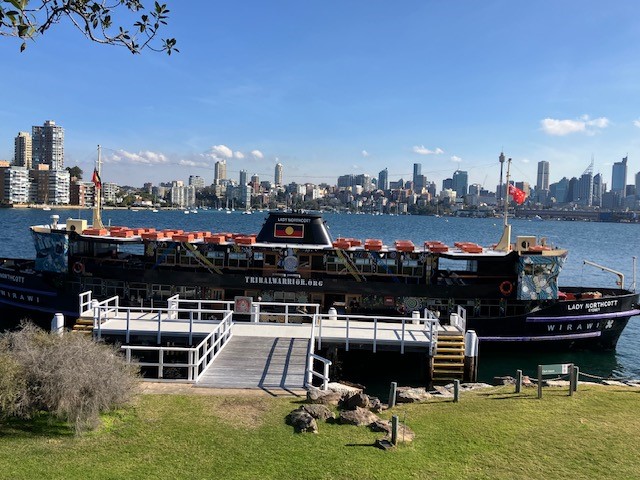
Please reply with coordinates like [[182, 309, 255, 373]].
[[214, 160, 227, 185], [611, 156, 628, 194], [32, 120, 64, 170], [239, 169, 247, 186], [14, 132, 32, 169], [452, 170, 468, 197], [412, 163, 422, 188], [378, 168, 388, 191], [536, 161, 550, 191], [274, 163, 283, 185]]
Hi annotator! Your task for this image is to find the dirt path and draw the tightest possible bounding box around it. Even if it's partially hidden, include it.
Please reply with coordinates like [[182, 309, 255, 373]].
[[138, 381, 307, 397]]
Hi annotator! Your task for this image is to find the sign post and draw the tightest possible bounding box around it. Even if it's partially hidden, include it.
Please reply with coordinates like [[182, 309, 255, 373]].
[[537, 363, 574, 398]]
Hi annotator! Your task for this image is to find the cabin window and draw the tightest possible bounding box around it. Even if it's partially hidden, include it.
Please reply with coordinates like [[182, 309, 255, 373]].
[[206, 250, 225, 267], [104, 280, 125, 298], [354, 257, 373, 273], [401, 259, 423, 277], [129, 282, 148, 299], [254, 252, 264, 261], [265, 254, 277, 266], [156, 246, 176, 265], [175, 286, 197, 298], [438, 258, 478, 273], [228, 252, 249, 268], [151, 284, 173, 299], [298, 255, 311, 270], [120, 243, 144, 257], [376, 258, 398, 274]]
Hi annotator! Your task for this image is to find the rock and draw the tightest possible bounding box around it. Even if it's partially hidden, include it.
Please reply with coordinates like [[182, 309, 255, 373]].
[[286, 410, 318, 433], [544, 380, 570, 387], [307, 387, 343, 406], [396, 386, 432, 403], [431, 385, 453, 398], [339, 407, 380, 426], [494, 376, 515, 385], [459, 382, 493, 391], [626, 380, 640, 388], [340, 392, 370, 410], [326, 382, 363, 395], [370, 420, 415, 443], [602, 380, 627, 387], [369, 396, 383, 413], [300, 404, 335, 421]]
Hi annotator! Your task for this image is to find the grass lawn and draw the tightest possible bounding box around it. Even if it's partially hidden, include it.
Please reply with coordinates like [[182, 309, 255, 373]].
[[1, 384, 639, 480]]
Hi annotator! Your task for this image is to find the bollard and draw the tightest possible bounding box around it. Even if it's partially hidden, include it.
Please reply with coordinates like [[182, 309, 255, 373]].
[[453, 379, 460, 402], [388, 381, 397, 408], [411, 310, 420, 325], [391, 415, 399, 445], [328, 307, 337, 321], [51, 313, 64, 336], [463, 330, 479, 382], [516, 369, 523, 394], [573, 366, 579, 392]]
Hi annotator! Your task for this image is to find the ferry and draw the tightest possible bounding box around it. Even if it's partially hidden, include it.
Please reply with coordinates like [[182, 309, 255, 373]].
[[0, 156, 638, 349]]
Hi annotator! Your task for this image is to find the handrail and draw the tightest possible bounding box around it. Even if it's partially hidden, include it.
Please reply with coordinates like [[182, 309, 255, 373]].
[[307, 353, 332, 390]]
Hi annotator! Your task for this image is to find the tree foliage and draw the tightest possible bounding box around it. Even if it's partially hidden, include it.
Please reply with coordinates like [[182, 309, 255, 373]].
[[65, 165, 82, 179], [0, 323, 139, 433], [0, 0, 177, 54]]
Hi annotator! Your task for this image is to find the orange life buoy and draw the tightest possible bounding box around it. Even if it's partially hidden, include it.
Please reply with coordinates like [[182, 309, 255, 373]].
[[72, 262, 84, 274], [499, 281, 513, 296]]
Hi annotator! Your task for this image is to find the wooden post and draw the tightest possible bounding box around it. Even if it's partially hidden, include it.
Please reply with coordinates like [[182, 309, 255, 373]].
[[389, 381, 397, 408], [463, 330, 478, 382], [516, 369, 523, 394], [537, 365, 542, 399], [391, 415, 399, 445], [453, 379, 460, 402], [573, 366, 579, 392], [569, 363, 575, 396]]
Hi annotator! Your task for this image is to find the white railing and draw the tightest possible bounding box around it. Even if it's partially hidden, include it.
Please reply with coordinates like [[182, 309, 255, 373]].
[[79, 290, 93, 316], [449, 305, 467, 331], [306, 354, 332, 390], [314, 312, 439, 355], [120, 311, 233, 382]]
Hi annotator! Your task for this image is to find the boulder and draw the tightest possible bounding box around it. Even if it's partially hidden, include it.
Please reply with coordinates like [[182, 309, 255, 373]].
[[431, 385, 453, 398], [368, 396, 383, 413], [493, 375, 515, 385], [544, 380, 570, 387], [340, 392, 370, 410], [602, 380, 627, 387], [286, 409, 318, 433], [300, 404, 335, 421], [339, 407, 380, 426], [307, 387, 343, 406], [396, 386, 432, 403]]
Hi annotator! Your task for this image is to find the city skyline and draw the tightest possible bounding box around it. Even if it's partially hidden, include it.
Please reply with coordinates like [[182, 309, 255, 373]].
[[1, 2, 640, 188]]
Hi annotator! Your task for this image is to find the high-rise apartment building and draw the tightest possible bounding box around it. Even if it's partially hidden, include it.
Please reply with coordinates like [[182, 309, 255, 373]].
[[188, 175, 205, 190], [14, 132, 32, 169], [32, 120, 64, 170], [274, 163, 283, 186], [214, 160, 227, 185], [611, 156, 628, 194], [239, 170, 247, 187]]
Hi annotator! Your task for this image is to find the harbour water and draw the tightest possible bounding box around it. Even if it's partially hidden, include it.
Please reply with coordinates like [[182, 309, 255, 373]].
[[1, 207, 638, 382]]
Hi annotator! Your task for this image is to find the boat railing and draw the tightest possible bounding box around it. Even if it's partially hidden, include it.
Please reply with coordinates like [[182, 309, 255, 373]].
[[120, 311, 233, 382], [313, 312, 439, 355], [306, 318, 332, 390]]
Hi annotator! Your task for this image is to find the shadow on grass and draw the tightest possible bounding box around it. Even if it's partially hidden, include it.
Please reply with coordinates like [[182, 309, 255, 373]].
[[345, 442, 377, 447], [0, 412, 73, 438]]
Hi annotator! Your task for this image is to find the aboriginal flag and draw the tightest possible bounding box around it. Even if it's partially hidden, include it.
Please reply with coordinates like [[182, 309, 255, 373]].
[[92, 168, 102, 189], [275, 223, 304, 239]]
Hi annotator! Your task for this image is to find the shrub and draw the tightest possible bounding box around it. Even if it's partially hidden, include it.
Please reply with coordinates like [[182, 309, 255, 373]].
[[0, 322, 139, 433]]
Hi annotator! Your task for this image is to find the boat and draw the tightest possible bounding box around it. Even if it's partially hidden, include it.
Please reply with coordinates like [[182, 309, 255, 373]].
[[0, 157, 638, 350]]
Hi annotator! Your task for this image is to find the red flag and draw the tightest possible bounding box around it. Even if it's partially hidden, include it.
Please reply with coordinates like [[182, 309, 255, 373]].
[[508, 184, 526, 205], [92, 168, 101, 189]]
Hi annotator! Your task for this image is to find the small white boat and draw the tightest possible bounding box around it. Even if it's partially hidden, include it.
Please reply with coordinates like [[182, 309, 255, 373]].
[[42, 206, 51, 211]]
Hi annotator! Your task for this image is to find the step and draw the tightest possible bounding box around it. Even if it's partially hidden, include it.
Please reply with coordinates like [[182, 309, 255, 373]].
[[434, 354, 465, 360], [433, 363, 464, 369], [75, 318, 94, 325], [435, 347, 465, 353]]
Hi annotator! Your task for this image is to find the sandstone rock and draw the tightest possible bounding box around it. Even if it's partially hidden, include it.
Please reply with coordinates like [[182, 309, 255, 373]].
[[326, 382, 363, 395], [307, 387, 343, 406], [602, 380, 627, 387], [300, 404, 335, 421], [431, 385, 453, 398], [286, 410, 318, 433], [544, 380, 570, 387], [396, 386, 432, 403], [493, 376, 515, 385], [458, 382, 493, 391], [370, 420, 415, 443], [339, 407, 380, 426], [340, 392, 370, 410], [369, 396, 383, 413]]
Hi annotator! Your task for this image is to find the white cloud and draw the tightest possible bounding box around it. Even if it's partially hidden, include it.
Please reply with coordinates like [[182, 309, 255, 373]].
[[521, 158, 530, 164], [540, 115, 609, 136], [633, 119, 640, 128], [361, 150, 370, 157], [251, 149, 264, 159], [413, 145, 444, 155], [208, 144, 233, 159], [106, 150, 168, 165], [179, 159, 209, 167], [234, 151, 245, 159], [451, 155, 462, 163]]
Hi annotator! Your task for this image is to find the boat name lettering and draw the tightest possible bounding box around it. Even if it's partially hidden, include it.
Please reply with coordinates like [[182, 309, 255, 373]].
[[276, 217, 311, 224], [0, 289, 41, 303], [0, 273, 25, 284], [566, 299, 618, 312], [245, 276, 324, 287]]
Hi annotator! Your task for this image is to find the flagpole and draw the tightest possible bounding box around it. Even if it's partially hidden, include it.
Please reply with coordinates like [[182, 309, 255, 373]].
[[494, 157, 512, 252], [92, 145, 104, 229]]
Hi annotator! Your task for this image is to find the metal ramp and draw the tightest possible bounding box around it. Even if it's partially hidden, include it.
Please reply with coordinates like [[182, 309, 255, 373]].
[[196, 336, 310, 392]]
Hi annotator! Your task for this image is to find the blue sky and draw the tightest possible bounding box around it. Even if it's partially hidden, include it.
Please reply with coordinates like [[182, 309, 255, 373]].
[[1, 1, 640, 190]]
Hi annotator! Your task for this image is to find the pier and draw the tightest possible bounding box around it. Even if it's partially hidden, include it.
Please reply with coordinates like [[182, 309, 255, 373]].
[[76, 292, 478, 390]]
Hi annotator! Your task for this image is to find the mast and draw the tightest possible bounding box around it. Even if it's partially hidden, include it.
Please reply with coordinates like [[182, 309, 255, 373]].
[[92, 145, 105, 229], [494, 157, 512, 251]]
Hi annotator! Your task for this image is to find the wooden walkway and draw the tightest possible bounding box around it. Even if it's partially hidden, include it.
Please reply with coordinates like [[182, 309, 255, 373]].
[[196, 336, 310, 393]]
